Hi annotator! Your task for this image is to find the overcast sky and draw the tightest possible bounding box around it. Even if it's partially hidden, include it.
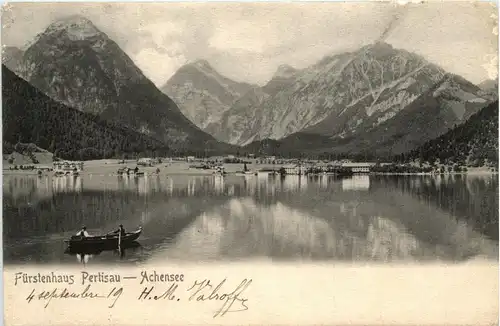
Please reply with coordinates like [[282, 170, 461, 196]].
[[2, 2, 498, 87]]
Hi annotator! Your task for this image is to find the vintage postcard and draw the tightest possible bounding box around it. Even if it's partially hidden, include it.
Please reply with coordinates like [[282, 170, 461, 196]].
[[1, 1, 499, 325]]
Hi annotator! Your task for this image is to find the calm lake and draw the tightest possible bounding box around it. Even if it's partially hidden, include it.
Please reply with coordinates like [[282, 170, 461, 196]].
[[3, 173, 499, 265]]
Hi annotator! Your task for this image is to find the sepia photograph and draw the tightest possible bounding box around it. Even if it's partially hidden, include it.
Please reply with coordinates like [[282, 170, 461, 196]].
[[1, 1, 498, 324]]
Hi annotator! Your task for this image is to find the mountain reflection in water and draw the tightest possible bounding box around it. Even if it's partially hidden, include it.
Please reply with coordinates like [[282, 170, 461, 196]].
[[3, 174, 498, 265]]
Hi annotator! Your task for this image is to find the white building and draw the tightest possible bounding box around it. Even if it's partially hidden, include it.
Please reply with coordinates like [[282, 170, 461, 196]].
[[282, 164, 296, 174], [53, 161, 84, 173], [341, 162, 375, 173]]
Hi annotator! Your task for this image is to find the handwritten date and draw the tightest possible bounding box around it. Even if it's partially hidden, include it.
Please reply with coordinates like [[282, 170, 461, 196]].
[[25, 284, 123, 308]]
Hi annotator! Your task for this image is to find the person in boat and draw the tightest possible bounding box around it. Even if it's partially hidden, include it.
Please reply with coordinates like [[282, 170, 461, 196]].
[[134, 166, 139, 174], [76, 226, 90, 237], [110, 224, 126, 236]]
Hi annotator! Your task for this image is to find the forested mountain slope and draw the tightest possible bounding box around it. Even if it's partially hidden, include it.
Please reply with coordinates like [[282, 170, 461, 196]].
[[2, 65, 172, 160], [398, 101, 498, 165]]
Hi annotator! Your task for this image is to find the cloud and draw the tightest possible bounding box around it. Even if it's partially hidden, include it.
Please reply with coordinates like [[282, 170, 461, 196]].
[[133, 47, 187, 86], [482, 53, 499, 80], [131, 21, 188, 83], [138, 22, 184, 47], [209, 21, 270, 54]]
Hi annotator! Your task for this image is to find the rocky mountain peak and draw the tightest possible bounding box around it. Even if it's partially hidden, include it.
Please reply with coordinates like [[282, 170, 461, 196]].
[[44, 15, 101, 41], [218, 42, 474, 145], [354, 41, 399, 61], [369, 41, 394, 51], [162, 58, 255, 138], [273, 64, 297, 79], [191, 59, 214, 71], [479, 79, 499, 91], [478, 78, 499, 100]]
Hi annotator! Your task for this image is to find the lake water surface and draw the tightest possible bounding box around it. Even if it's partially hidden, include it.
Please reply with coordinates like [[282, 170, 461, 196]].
[[3, 173, 499, 265]]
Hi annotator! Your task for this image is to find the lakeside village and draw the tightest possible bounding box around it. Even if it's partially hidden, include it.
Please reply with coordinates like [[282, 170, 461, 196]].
[[5, 152, 498, 177]]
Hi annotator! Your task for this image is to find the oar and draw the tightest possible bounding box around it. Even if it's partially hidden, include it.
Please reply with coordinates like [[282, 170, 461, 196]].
[[118, 230, 122, 253], [104, 229, 116, 236]]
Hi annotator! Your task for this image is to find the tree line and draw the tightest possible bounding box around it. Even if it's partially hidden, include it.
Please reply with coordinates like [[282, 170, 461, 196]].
[[2, 65, 173, 161], [395, 101, 499, 167]]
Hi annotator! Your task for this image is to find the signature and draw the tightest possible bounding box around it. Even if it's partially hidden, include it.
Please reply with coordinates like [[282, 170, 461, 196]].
[[186, 278, 252, 318], [25, 285, 123, 308], [138, 283, 180, 301]]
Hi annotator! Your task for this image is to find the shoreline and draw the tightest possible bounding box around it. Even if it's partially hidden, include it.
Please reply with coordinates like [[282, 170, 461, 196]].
[[3, 169, 498, 177], [370, 171, 499, 176], [2, 159, 498, 177]]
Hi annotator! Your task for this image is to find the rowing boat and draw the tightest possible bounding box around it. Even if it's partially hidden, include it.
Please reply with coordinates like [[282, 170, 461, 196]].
[[64, 240, 142, 256], [64, 227, 143, 250]]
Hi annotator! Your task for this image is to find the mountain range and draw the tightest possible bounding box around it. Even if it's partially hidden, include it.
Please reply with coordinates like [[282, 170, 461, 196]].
[[273, 73, 492, 157], [241, 74, 493, 158], [3, 15, 225, 153], [2, 15, 498, 160], [164, 42, 496, 157]]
